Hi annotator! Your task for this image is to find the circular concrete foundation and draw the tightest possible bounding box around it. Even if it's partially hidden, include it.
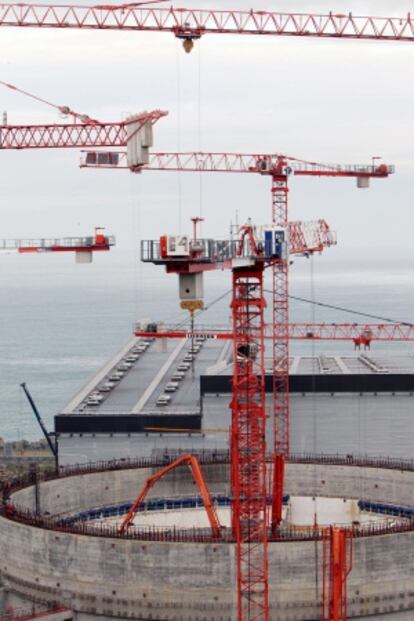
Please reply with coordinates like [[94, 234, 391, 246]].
[[1, 456, 414, 620]]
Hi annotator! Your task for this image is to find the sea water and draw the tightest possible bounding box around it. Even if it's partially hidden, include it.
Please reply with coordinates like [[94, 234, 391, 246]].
[[1, 248, 414, 448]]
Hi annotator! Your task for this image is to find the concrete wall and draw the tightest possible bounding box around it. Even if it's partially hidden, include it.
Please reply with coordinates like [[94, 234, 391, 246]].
[[1, 462, 414, 620], [11, 463, 230, 516], [12, 462, 413, 516]]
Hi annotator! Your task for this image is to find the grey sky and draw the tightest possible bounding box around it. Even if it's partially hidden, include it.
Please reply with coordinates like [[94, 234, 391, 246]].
[[0, 0, 413, 254]]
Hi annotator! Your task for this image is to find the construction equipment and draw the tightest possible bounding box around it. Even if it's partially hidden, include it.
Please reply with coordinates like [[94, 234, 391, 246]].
[[0, 228, 115, 263], [80, 150, 392, 186], [80, 148, 393, 532], [118, 453, 221, 538], [0, 4, 413, 50], [0, 80, 167, 161], [136, 322, 414, 344], [0, 112, 165, 158], [20, 382, 58, 471], [141, 218, 335, 621], [0, 5, 403, 619], [82, 148, 392, 621], [322, 527, 353, 621]]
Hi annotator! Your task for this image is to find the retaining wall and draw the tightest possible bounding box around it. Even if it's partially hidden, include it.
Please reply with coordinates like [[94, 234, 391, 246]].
[[1, 461, 414, 620]]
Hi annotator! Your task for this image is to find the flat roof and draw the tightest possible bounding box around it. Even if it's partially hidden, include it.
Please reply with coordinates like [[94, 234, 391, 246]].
[[60, 337, 227, 416], [59, 336, 414, 419]]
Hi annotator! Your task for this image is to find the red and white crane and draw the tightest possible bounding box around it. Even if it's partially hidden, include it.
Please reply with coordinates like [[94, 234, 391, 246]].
[[0, 227, 115, 262], [141, 217, 335, 621], [80, 150, 392, 183]]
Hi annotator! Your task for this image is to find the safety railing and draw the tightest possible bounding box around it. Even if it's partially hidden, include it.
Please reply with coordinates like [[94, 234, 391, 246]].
[[0, 236, 115, 250], [141, 238, 239, 264], [3, 502, 413, 543], [2, 452, 414, 498]]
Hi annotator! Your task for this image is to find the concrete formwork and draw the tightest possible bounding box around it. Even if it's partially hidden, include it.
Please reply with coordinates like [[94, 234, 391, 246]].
[[1, 461, 413, 620]]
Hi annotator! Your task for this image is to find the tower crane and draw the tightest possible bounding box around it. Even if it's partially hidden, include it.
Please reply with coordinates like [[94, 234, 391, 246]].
[[141, 217, 336, 621], [0, 3, 413, 52], [79, 148, 393, 532]]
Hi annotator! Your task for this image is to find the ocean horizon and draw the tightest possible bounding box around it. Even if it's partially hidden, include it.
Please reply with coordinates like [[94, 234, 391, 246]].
[[1, 247, 414, 442]]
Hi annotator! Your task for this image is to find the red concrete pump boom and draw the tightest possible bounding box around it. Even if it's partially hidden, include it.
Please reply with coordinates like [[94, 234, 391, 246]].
[[118, 454, 221, 538], [0, 4, 413, 45]]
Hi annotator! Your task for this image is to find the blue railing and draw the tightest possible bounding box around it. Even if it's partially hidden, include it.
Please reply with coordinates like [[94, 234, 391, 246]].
[[60, 493, 290, 526]]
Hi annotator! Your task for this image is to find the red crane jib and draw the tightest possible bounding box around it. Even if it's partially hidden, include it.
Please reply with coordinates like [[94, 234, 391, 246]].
[[80, 150, 394, 179], [0, 4, 413, 42], [134, 323, 414, 342], [0, 111, 167, 149]]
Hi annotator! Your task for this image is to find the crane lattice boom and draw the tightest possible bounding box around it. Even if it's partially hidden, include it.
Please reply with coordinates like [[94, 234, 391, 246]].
[[80, 150, 394, 178], [0, 4, 413, 42], [0, 111, 166, 149], [134, 323, 414, 342]]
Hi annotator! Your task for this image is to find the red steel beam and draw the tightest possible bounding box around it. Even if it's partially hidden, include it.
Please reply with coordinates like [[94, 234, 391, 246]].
[[0, 5, 413, 43], [135, 323, 414, 341]]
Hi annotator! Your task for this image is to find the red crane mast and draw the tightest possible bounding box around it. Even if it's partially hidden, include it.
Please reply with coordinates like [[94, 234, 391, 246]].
[[0, 4, 413, 44]]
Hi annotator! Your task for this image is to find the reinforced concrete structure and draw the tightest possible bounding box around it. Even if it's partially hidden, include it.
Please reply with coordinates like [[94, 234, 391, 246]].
[[1, 455, 414, 620]]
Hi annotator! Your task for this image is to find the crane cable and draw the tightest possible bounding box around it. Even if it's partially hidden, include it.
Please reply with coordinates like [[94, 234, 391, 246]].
[[0, 79, 100, 124], [174, 289, 231, 328], [287, 294, 412, 326], [175, 41, 183, 233], [160, 283, 412, 336], [308, 255, 319, 602], [197, 42, 203, 224], [173, 287, 411, 328]]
